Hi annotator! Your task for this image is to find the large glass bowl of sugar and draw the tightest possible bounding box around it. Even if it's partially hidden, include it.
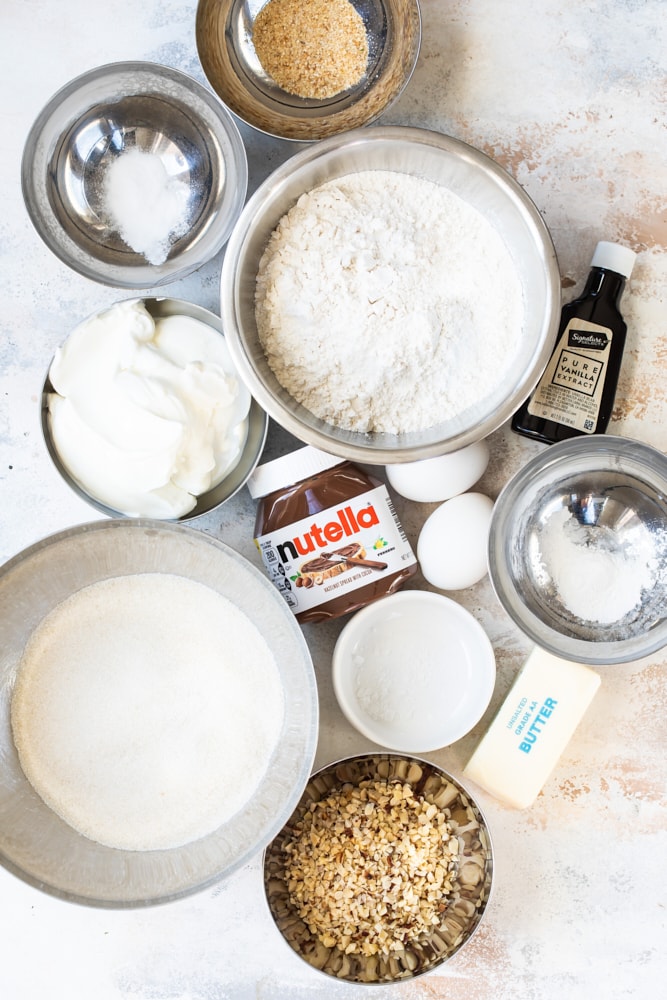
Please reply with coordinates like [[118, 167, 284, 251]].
[[0, 520, 318, 906]]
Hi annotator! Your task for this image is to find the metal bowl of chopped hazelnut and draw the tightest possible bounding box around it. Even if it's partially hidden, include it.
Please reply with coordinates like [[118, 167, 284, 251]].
[[195, 0, 422, 141], [263, 753, 493, 983]]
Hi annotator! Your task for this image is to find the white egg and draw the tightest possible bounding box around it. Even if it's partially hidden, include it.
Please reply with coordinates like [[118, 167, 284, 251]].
[[417, 492, 494, 590], [385, 440, 490, 503]]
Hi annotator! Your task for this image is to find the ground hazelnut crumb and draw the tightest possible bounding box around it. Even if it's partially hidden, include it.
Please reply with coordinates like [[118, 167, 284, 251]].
[[281, 779, 458, 957], [253, 0, 369, 100]]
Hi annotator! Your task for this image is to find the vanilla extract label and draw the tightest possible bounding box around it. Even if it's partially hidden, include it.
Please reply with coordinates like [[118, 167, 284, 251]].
[[553, 348, 604, 397], [527, 317, 613, 433]]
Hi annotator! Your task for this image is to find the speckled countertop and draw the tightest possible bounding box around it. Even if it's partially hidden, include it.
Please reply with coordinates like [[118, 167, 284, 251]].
[[1, 1, 666, 998]]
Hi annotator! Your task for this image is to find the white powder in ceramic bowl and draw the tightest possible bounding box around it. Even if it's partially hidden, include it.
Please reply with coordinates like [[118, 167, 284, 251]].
[[11, 573, 284, 851]]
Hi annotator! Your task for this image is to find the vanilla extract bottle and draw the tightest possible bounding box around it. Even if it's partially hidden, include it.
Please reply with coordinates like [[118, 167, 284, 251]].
[[512, 241, 636, 444]]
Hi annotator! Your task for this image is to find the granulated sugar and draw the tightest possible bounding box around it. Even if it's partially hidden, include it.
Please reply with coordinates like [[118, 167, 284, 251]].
[[11, 573, 284, 851], [255, 170, 525, 434], [103, 149, 191, 265]]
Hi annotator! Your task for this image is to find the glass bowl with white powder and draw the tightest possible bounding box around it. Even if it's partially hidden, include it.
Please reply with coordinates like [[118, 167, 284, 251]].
[[220, 125, 561, 463], [0, 520, 318, 906], [488, 435, 667, 665], [21, 62, 247, 288]]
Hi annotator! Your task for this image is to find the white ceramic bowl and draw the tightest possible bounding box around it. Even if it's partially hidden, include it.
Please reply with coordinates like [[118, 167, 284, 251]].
[[332, 590, 496, 751]]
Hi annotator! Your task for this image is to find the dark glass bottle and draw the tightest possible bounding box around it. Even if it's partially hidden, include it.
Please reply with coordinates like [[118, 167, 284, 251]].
[[512, 241, 636, 445]]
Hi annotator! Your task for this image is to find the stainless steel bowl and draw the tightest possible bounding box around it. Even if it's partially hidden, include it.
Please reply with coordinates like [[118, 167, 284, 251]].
[[21, 62, 248, 288], [0, 520, 318, 906], [488, 435, 667, 665], [41, 297, 268, 520], [196, 0, 421, 141], [263, 753, 493, 983], [220, 125, 561, 463]]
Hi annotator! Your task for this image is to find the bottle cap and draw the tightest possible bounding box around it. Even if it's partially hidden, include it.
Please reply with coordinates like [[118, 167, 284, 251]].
[[247, 445, 345, 499], [590, 241, 636, 278]]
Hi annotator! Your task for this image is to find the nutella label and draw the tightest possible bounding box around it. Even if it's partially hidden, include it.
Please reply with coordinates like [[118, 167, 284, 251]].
[[254, 485, 416, 615]]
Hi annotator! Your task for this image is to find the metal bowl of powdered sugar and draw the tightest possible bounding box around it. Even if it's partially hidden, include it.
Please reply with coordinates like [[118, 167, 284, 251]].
[[220, 125, 561, 463], [488, 435, 667, 665], [22, 62, 248, 288]]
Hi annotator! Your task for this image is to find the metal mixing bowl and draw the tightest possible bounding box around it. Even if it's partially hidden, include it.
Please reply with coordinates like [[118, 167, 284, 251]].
[[0, 520, 318, 906], [220, 125, 561, 463], [488, 436, 667, 665], [263, 753, 493, 984], [21, 62, 248, 288], [41, 296, 268, 520], [195, 0, 421, 141]]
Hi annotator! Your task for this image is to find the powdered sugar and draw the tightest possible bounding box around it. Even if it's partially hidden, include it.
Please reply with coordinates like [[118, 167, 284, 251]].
[[540, 507, 658, 624], [255, 170, 524, 434]]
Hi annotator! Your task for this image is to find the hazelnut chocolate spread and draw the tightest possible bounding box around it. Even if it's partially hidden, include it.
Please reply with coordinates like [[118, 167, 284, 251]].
[[247, 446, 417, 624]]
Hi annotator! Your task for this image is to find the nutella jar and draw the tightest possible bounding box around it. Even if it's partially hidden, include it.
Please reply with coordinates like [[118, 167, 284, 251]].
[[247, 446, 417, 624]]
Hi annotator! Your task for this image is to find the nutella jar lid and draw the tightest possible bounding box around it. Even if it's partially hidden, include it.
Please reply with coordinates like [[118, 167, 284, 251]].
[[247, 445, 346, 499]]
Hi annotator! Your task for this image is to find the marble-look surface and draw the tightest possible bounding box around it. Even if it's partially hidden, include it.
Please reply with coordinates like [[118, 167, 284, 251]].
[[1, 1, 666, 998]]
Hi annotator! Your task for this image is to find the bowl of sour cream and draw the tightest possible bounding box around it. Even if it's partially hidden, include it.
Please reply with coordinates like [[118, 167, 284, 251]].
[[41, 297, 267, 520]]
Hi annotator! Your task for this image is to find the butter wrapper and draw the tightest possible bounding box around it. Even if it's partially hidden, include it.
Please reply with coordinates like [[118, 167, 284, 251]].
[[463, 647, 601, 809]]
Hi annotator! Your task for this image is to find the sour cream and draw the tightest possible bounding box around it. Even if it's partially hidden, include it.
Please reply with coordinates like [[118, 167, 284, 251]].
[[47, 299, 251, 518]]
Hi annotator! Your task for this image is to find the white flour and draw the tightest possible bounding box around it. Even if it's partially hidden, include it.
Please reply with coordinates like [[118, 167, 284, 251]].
[[540, 507, 657, 624], [11, 573, 284, 851], [255, 170, 524, 434]]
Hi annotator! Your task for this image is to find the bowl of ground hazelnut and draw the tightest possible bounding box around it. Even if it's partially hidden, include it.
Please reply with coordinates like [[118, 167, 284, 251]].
[[195, 0, 422, 141], [263, 753, 494, 983]]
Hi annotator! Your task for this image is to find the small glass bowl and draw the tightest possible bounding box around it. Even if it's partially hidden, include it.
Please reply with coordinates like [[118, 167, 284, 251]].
[[196, 0, 422, 141], [22, 62, 248, 288], [488, 435, 667, 665]]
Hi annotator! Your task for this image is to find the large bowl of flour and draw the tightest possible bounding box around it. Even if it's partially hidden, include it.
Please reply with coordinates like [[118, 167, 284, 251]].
[[0, 520, 318, 906], [221, 125, 561, 462]]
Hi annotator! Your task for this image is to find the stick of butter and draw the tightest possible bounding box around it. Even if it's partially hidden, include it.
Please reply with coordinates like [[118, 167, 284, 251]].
[[463, 647, 601, 809]]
